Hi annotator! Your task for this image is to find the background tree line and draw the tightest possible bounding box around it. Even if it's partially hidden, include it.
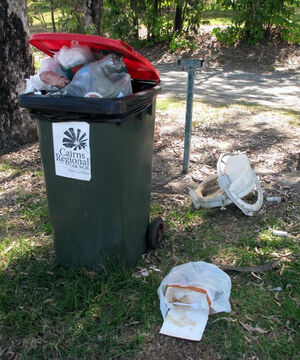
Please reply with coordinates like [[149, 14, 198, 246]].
[[28, 0, 299, 47]]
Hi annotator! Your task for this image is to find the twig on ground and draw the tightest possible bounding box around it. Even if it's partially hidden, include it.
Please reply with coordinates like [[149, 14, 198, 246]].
[[215, 259, 281, 273]]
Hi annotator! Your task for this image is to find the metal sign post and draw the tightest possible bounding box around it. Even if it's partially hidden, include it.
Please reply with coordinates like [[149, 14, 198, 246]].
[[178, 59, 204, 174]]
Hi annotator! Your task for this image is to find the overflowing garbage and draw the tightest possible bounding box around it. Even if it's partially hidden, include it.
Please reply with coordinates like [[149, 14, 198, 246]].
[[189, 153, 263, 216], [158, 262, 231, 341], [25, 45, 132, 98]]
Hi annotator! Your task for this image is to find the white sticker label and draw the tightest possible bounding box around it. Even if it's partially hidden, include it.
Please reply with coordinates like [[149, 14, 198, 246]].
[[52, 122, 91, 181]]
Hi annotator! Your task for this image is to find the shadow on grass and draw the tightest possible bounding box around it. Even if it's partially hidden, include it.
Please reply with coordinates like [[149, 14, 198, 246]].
[[0, 238, 162, 360]]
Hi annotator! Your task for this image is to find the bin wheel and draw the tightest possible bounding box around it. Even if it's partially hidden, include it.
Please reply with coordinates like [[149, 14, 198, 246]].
[[147, 217, 164, 250]]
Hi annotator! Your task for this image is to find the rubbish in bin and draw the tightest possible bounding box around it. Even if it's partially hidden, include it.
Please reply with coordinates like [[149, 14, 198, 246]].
[[158, 261, 231, 341], [62, 54, 132, 98], [189, 153, 263, 216], [40, 71, 70, 87], [25, 45, 131, 98], [25, 55, 74, 93], [84, 92, 102, 98], [54, 45, 94, 77]]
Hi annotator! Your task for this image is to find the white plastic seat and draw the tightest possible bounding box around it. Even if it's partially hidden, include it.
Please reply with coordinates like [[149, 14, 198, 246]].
[[189, 153, 263, 216]]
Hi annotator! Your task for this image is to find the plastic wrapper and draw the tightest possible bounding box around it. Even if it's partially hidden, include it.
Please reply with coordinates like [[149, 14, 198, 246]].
[[54, 45, 94, 70], [25, 57, 70, 93], [62, 54, 132, 98], [40, 57, 66, 77], [40, 71, 70, 87], [157, 261, 231, 341], [158, 261, 231, 318]]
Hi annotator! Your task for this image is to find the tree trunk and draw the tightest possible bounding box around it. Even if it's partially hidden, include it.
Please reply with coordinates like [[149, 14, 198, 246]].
[[0, 0, 36, 153], [90, 0, 103, 35], [174, 3, 183, 34], [81, 0, 104, 35], [50, 0, 56, 33], [133, 15, 139, 40]]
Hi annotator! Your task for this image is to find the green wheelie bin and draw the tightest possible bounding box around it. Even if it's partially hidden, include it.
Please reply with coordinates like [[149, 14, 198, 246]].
[[19, 33, 163, 271]]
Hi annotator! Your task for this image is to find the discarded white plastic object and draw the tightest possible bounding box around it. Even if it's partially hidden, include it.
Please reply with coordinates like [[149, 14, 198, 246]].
[[217, 153, 263, 216], [273, 230, 288, 237], [158, 261, 231, 341], [189, 153, 263, 216], [189, 173, 233, 210], [266, 197, 282, 203]]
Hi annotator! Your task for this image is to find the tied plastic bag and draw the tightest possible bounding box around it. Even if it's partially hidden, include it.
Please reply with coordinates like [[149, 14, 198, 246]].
[[158, 261, 231, 341], [62, 54, 132, 98], [54, 45, 94, 72], [25, 57, 70, 93]]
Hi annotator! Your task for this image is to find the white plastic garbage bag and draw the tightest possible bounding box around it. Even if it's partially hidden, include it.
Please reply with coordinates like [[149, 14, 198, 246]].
[[62, 54, 132, 98], [158, 261, 231, 341], [54, 45, 94, 70], [24, 57, 70, 93]]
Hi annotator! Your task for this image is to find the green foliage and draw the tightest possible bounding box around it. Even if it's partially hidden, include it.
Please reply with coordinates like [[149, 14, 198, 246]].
[[55, 0, 96, 34], [184, 0, 208, 34], [169, 33, 196, 52], [215, 0, 300, 44], [103, 0, 208, 44], [281, 20, 300, 43], [212, 25, 241, 45]]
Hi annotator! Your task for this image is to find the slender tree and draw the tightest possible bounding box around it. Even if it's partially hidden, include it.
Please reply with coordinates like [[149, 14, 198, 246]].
[[50, 0, 56, 32]]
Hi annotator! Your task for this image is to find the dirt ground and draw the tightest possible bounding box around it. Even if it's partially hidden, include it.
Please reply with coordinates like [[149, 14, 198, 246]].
[[139, 26, 300, 72], [151, 102, 300, 203]]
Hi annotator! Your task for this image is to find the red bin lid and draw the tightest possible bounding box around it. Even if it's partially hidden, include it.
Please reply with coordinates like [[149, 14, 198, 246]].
[[29, 33, 160, 84]]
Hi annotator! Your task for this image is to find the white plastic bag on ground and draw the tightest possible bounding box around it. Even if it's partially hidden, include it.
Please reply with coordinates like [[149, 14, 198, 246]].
[[158, 261, 231, 341]]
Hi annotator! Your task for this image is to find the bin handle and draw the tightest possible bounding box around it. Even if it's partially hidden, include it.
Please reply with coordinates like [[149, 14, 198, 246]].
[[33, 113, 123, 125], [119, 40, 133, 52]]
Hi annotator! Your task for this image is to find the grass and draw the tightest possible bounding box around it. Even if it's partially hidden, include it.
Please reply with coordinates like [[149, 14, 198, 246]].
[[1, 99, 299, 358], [202, 8, 233, 26]]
